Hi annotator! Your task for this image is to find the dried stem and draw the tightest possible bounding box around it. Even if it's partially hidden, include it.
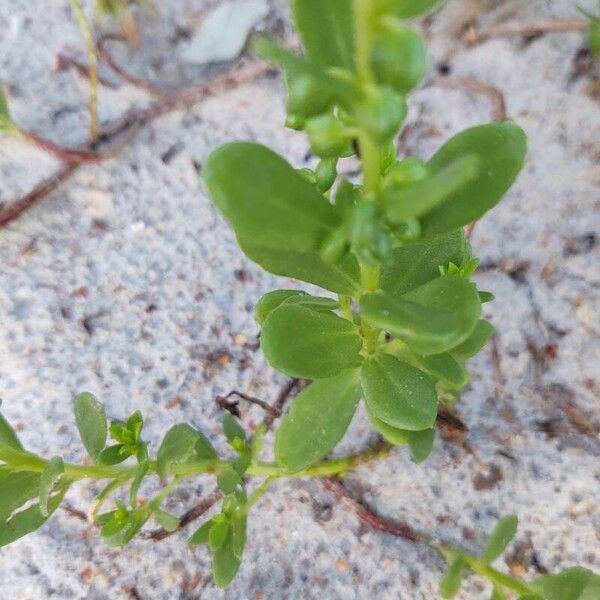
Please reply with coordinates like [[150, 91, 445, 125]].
[[464, 18, 587, 46], [68, 0, 99, 142]]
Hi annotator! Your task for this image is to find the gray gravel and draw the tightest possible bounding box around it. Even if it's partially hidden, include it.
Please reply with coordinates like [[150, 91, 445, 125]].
[[0, 1, 598, 598]]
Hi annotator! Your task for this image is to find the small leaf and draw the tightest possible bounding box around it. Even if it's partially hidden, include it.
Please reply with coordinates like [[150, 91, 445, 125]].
[[383, 154, 480, 222], [102, 506, 151, 547], [255, 290, 306, 325], [212, 531, 242, 588], [238, 235, 360, 295], [204, 143, 340, 254], [291, 0, 355, 69], [482, 515, 519, 563], [381, 229, 471, 296], [98, 444, 128, 465], [408, 429, 435, 463], [154, 508, 180, 533], [74, 392, 107, 460], [126, 411, 144, 443], [188, 518, 215, 546], [532, 567, 594, 600], [157, 423, 216, 477], [0, 470, 41, 523], [39, 457, 65, 517], [231, 516, 247, 559], [275, 369, 361, 472], [0, 485, 68, 547], [415, 352, 469, 389], [0, 85, 17, 133], [209, 518, 230, 551], [360, 290, 462, 356], [580, 573, 600, 600], [0, 411, 23, 451], [451, 320, 494, 361], [217, 466, 244, 494], [439, 554, 465, 598], [422, 122, 527, 235], [366, 407, 411, 446], [401, 275, 481, 354], [376, 0, 444, 19], [261, 304, 363, 379], [361, 354, 437, 431], [222, 414, 246, 445]]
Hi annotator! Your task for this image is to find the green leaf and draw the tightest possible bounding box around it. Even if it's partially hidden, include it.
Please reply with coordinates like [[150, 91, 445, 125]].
[[157, 423, 217, 477], [208, 518, 230, 552], [0, 485, 67, 547], [204, 143, 340, 254], [402, 275, 481, 354], [408, 429, 435, 463], [0, 411, 23, 451], [360, 290, 463, 356], [532, 568, 594, 600], [361, 354, 437, 431], [439, 554, 465, 598], [238, 235, 360, 294], [366, 407, 411, 446], [217, 466, 244, 494], [482, 515, 519, 563], [154, 508, 180, 533], [222, 414, 246, 445], [376, 0, 445, 19], [291, 0, 355, 69], [383, 154, 480, 222], [256, 290, 340, 326], [275, 369, 361, 472], [188, 519, 214, 546], [98, 444, 128, 465], [212, 531, 242, 588], [0, 470, 40, 523], [422, 122, 527, 235], [102, 506, 151, 547], [261, 304, 363, 379], [231, 516, 247, 559], [451, 320, 494, 361], [415, 352, 469, 389], [580, 574, 600, 600], [74, 392, 107, 460], [491, 586, 506, 600], [39, 457, 65, 517], [381, 229, 471, 296], [0, 85, 17, 133]]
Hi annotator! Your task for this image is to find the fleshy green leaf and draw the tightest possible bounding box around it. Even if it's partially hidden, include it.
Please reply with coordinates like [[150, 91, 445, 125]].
[[360, 290, 463, 356], [212, 531, 242, 588], [157, 423, 216, 477], [383, 154, 480, 222], [408, 429, 435, 463], [0, 485, 67, 547], [532, 568, 594, 600], [39, 457, 65, 517], [366, 407, 411, 446], [402, 275, 481, 354], [255, 290, 306, 325], [361, 353, 437, 431], [291, 0, 355, 69], [376, 0, 445, 20], [422, 122, 527, 235], [261, 304, 363, 379], [231, 516, 247, 560], [0, 411, 23, 451], [204, 143, 340, 254], [208, 518, 230, 551], [482, 515, 519, 563], [188, 518, 215, 546], [74, 392, 107, 460], [0, 85, 17, 133], [217, 466, 244, 494], [439, 554, 465, 598], [451, 319, 494, 360], [238, 235, 360, 294], [275, 369, 361, 472], [491, 586, 506, 600], [580, 574, 600, 600], [381, 229, 471, 296], [415, 352, 469, 389], [0, 470, 40, 523], [101, 506, 151, 547], [222, 414, 246, 445], [154, 508, 180, 533]]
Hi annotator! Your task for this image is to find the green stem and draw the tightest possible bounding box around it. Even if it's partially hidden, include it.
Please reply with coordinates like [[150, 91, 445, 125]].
[[463, 554, 537, 596]]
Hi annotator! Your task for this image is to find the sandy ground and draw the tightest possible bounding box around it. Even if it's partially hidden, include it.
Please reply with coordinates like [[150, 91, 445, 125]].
[[0, 1, 598, 598]]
